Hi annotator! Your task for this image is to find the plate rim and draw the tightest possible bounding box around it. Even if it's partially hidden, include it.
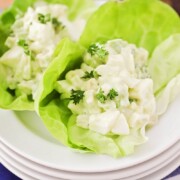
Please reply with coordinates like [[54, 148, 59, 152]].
[[0, 141, 179, 180], [0, 139, 179, 179]]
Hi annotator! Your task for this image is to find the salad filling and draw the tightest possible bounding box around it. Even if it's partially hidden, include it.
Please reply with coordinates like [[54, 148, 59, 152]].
[[0, 2, 85, 100], [56, 39, 157, 136]]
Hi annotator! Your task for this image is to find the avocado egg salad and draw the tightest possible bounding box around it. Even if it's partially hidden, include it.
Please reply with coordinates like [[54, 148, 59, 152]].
[[0, 0, 94, 110], [36, 0, 180, 158]]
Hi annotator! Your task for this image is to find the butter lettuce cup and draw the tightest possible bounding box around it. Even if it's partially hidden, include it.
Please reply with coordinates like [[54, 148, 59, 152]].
[[0, 0, 94, 110], [35, 0, 180, 158]]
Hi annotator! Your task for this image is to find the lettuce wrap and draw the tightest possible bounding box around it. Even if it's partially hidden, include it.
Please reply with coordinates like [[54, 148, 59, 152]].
[[0, 0, 94, 110], [37, 0, 180, 157]]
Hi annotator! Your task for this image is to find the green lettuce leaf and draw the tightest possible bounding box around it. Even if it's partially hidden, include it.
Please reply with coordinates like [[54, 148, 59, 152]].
[[148, 34, 180, 94], [80, 0, 180, 54], [0, 0, 94, 110], [156, 74, 180, 116], [68, 115, 122, 158], [35, 38, 84, 145]]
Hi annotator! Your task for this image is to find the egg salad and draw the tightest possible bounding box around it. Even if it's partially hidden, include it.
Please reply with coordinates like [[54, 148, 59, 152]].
[[56, 39, 157, 136], [0, 2, 85, 99]]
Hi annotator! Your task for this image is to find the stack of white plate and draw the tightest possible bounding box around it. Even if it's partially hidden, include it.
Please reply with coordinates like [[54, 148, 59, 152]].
[[0, 1, 179, 179], [0, 94, 180, 180]]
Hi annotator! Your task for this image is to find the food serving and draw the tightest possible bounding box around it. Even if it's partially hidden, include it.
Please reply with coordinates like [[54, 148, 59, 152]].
[[0, 0, 94, 110], [0, 0, 180, 158]]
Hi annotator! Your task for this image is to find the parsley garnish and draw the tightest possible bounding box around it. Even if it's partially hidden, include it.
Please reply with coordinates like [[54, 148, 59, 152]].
[[70, 89, 85, 105], [81, 70, 100, 80], [88, 43, 109, 59], [96, 88, 119, 103], [129, 98, 138, 103], [18, 39, 31, 56], [96, 89, 107, 103], [38, 13, 51, 24], [18, 39, 34, 59], [18, 39, 28, 48], [107, 88, 118, 100], [37, 14, 65, 31], [52, 17, 65, 32]]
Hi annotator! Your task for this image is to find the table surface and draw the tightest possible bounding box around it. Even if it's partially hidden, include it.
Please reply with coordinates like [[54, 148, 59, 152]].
[[0, 1, 179, 180]]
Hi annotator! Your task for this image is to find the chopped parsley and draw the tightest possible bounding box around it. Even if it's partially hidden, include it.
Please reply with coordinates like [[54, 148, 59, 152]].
[[37, 14, 65, 31], [129, 98, 138, 103], [107, 88, 118, 100], [70, 89, 85, 105], [96, 89, 107, 103], [18, 39, 31, 56], [18, 39, 28, 48], [52, 17, 65, 32], [38, 13, 51, 24], [88, 43, 109, 59], [96, 88, 119, 103], [18, 39, 34, 59], [81, 70, 100, 80]]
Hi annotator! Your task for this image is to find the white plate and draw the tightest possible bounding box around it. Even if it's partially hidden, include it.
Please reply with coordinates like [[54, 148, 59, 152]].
[[1, 152, 178, 180], [140, 157, 180, 180], [0, 95, 180, 172], [0, 139, 180, 180], [0, 142, 179, 180], [0, 139, 179, 179]]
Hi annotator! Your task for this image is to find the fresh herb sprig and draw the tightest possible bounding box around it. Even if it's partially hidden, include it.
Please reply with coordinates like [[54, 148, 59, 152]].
[[18, 39, 30, 55], [107, 88, 118, 100], [96, 89, 107, 103], [38, 14, 64, 32], [70, 89, 85, 105], [52, 17, 65, 32], [18, 39, 35, 60], [129, 98, 138, 103], [96, 88, 119, 103], [38, 13, 51, 24], [81, 70, 100, 80], [88, 43, 109, 59]]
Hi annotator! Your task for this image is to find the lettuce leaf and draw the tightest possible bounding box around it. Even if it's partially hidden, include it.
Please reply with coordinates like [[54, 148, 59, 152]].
[[0, 0, 93, 110], [148, 34, 180, 94], [35, 38, 84, 145], [68, 115, 122, 158], [156, 74, 180, 116], [80, 0, 180, 55]]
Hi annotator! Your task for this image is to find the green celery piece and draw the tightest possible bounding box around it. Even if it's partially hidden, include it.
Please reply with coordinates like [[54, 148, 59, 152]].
[[80, 0, 180, 55]]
